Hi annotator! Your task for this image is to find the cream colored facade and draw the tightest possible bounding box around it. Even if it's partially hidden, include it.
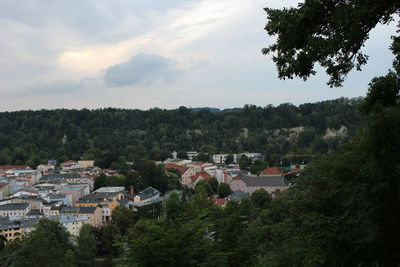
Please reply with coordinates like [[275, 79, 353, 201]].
[[181, 169, 197, 186], [78, 160, 95, 168], [60, 216, 88, 236], [77, 207, 102, 227], [0, 227, 23, 242]]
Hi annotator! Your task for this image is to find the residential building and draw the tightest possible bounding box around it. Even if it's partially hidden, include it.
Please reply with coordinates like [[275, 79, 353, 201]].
[[181, 168, 197, 187], [77, 160, 95, 168], [58, 215, 88, 236], [75, 190, 125, 221], [0, 182, 10, 199], [189, 171, 212, 187], [186, 151, 198, 160], [77, 206, 102, 227], [0, 217, 37, 242], [134, 187, 160, 203], [47, 193, 71, 206], [0, 203, 30, 219], [230, 174, 288, 194], [60, 184, 89, 205], [93, 186, 126, 194]]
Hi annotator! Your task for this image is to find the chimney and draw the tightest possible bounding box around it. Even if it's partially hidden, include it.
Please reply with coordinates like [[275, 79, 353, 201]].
[[130, 186, 135, 196]]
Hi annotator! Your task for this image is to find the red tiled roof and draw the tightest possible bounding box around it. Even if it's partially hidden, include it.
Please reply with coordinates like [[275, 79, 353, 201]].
[[261, 167, 282, 175], [212, 198, 227, 205], [190, 171, 212, 182], [20, 189, 39, 194], [63, 160, 75, 164], [164, 163, 188, 173], [0, 165, 29, 171]]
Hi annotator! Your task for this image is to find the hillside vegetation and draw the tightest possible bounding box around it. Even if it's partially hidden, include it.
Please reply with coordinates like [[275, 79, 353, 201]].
[[0, 97, 365, 167]]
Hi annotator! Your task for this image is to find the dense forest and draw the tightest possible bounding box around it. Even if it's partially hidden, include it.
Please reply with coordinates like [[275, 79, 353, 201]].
[[0, 97, 365, 168]]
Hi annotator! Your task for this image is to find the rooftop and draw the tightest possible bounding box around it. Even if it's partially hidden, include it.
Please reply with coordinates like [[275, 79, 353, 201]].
[[49, 194, 67, 199], [0, 165, 30, 171], [78, 206, 98, 214], [261, 167, 283, 175], [60, 206, 80, 213], [94, 186, 125, 193], [0, 203, 29, 210], [136, 186, 160, 201], [237, 174, 288, 187]]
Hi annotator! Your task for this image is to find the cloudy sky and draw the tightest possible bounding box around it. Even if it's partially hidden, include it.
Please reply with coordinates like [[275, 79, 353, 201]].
[[0, 0, 397, 111]]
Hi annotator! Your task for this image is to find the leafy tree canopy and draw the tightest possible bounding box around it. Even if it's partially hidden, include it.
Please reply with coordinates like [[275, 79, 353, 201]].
[[263, 0, 400, 87]]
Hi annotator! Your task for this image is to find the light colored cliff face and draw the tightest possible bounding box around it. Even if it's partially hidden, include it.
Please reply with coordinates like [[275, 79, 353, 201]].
[[323, 125, 348, 139]]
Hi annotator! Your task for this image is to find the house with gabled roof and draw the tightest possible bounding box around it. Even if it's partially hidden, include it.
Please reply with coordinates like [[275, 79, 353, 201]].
[[181, 168, 197, 187], [190, 171, 212, 187], [230, 174, 288, 194]]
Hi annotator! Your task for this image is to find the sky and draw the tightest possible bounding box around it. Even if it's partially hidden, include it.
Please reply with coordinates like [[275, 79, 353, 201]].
[[0, 0, 397, 111]]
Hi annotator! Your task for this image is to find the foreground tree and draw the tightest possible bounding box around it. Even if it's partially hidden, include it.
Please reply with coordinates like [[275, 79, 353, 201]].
[[0, 219, 75, 267], [75, 224, 98, 267], [263, 0, 400, 87], [262, 0, 400, 265]]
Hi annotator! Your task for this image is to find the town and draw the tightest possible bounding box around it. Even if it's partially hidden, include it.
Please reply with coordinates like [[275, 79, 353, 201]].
[[0, 151, 303, 242]]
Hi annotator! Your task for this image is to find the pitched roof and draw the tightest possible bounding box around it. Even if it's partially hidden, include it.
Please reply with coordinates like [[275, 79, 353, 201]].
[[0, 203, 29, 210], [49, 194, 67, 199], [94, 187, 125, 193], [211, 198, 227, 205], [238, 174, 287, 187], [42, 173, 82, 180], [60, 206, 80, 213], [78, 206, 98, 214], [27, 209, 43, 216], [136, 186, 160, 200], [261, 167, 282, 175], [164, 163, 188, 173], [190, 171, 212, 182], [0, 165, 30, 171]]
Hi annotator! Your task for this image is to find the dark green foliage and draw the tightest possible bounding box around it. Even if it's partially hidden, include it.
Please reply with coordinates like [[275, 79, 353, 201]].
[[207, 177, 219, 194], [75, 224, 97, 266], [94, 161, 176, 193], [111, 206, 138, 235], [96, 224, 121, 257], [224, 154, 234, 165], [238, 154, 251, 170], [0, 99, 365, 167], [165, 192, 185, 220], [251, 189, 271, 208], [263, 0, 400, 87], [0, 218, 75, 267], [249, 160, 268, 175], [217, 183, 231, 198], [136, 202, 163, 219]]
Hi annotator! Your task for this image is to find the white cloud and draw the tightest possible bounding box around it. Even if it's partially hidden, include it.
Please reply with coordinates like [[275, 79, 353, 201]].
[[0, 0, 397, 111]]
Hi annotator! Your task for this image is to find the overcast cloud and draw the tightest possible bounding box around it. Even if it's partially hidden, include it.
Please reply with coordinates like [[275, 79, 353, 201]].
[[0, 0, 397, 111], [104, 53, 183, 87]]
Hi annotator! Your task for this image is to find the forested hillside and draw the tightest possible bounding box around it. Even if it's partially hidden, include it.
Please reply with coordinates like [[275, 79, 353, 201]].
[[0, 97, 365, 167]]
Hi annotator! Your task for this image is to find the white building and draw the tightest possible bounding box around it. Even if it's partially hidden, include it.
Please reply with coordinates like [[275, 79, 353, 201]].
[[59, 215, 89, 236]]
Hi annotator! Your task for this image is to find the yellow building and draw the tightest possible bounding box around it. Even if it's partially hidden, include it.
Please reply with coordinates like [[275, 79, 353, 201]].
[[77, 206, 102, 227], [0, 218, 37, 242], [75, 192, 125, 220]]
